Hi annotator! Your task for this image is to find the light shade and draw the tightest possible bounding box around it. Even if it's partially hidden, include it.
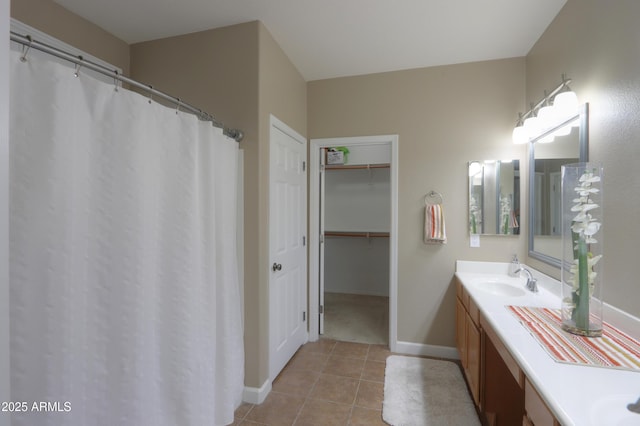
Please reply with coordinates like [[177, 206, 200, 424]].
[[523, 115, 540, 138], [554, 90, 578, 117], [537, 104, 557, 129], [512, 125, 528, 144], [553, 123, 572, 137], [538, 133, 555, 143], [468, 161, 482, 177]]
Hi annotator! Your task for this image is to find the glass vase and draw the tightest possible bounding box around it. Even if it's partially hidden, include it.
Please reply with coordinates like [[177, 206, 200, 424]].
[[560, 163, 604, 337]]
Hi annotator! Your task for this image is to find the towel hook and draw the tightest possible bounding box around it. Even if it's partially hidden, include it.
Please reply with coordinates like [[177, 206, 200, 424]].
[[425, 190, 443, 205]]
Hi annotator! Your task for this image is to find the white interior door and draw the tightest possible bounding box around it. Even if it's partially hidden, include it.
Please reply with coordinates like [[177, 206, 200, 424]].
[[269, 116, 308, 381]]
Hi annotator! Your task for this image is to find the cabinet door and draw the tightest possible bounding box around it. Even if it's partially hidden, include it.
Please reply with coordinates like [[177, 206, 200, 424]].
[[466, 312, 481, 406], [456, 298, 467, 368], [525, 378, 559, 426]]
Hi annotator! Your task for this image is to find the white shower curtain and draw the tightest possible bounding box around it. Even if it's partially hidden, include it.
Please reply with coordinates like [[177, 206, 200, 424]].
[[9, 48, 244, 426]]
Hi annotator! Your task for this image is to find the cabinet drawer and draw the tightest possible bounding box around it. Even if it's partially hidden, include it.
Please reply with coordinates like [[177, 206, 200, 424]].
[[525, 378, 558, 426]]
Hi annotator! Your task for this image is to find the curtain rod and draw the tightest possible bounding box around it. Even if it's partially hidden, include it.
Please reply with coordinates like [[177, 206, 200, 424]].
[[10, 31, 244, 142]]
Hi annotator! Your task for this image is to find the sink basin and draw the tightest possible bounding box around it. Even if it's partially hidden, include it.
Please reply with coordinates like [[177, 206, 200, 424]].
[[590, 394, 640, 426], [473, 280, 526, 297]]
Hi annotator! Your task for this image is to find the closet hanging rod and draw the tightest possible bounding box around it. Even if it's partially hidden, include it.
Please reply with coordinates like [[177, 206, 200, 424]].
[[10, 31, 244, 142], [325, 163, 390, 170], [324, 231, 390, 238]]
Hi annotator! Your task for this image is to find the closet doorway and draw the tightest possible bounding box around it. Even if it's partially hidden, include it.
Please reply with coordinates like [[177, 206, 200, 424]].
[[309, 136, 398, 350]]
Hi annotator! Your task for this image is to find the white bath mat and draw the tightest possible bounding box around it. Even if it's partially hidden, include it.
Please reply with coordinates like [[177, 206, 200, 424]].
[[383, 355, 480, 426]]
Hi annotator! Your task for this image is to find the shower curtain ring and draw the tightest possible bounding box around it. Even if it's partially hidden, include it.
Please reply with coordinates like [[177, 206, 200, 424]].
[[20, 35, 33, 62], [74, 56, 83, 77], [175, 98, 181, 114], [148, 85, 154, 104], [113, 70, 119, 92]]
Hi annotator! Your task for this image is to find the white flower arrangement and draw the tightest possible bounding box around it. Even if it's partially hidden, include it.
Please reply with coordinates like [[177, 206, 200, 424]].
[[469, 194, 480, 234], [569, 170, 602, 294], [500, 194, 511, 235], [564, 167, 603, 335]]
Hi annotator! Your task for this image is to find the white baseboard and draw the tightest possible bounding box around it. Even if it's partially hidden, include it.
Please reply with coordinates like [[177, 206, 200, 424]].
[[243, 379, 272, 405], [395, 341, 460, 360]]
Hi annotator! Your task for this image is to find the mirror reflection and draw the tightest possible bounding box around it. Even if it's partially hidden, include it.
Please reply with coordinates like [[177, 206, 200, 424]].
[[529, 103, 588, 267], [468, 160, 520, 235], [532, 129, 579, 258]]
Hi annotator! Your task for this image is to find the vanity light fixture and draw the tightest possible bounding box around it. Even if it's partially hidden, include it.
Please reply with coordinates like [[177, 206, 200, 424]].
[[522, 104, 541, 137], [536, 91, 556, 127], [554, 84, 579, 117], [512, 74, 578, 144], [512, 113, 529, 145], [468, 161, 482, 177]]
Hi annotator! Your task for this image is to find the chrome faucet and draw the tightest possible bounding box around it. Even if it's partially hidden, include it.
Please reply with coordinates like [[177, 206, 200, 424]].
[[516, 267, 538, 292]]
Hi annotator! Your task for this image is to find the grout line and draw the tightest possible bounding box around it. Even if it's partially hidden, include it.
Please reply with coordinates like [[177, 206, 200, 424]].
[[349, 373, 364, 425]]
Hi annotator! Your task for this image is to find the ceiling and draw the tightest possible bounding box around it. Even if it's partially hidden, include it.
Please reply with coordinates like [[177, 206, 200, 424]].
[[53, 0, 567, 81]]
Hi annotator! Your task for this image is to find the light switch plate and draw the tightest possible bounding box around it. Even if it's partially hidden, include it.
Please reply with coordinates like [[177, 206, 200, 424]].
[[470, 234, 480, 248]]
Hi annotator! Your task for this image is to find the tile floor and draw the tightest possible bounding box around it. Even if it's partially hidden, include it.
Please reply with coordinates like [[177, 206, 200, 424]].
[[232, 339, 392, 425]]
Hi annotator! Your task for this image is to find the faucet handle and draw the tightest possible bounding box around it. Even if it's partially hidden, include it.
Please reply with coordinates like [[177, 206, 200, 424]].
[[509, 255, 520, 276]]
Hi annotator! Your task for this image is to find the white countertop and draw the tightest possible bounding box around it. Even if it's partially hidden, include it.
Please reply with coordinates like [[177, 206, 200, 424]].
[[455, 261, 640, 426]]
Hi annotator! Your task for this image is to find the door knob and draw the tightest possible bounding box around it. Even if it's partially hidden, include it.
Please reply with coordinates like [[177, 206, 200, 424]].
[[272, 263, 282, 272]]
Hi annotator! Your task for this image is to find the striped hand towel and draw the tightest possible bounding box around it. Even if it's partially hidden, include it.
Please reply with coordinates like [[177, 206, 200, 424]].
[[424, 203, 447, 244], [510, 210, 519, 229]]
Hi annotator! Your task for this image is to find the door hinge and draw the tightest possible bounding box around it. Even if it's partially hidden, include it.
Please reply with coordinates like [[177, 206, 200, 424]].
[[303, 311, 306, 321], [302, 161, 306, 171], [319, 305, 324, 314], [320, 164, 325, 172], [303, 235, 306, 246], [320, 234, 324, 244]]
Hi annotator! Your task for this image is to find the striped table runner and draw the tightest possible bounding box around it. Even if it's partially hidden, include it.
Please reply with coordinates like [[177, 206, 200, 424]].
[[507, 306, 640, 371]]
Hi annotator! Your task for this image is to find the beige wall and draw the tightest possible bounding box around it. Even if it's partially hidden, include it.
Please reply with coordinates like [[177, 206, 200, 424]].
[[308, 58, 527, 346], [131, 21, 307, 389], [256, 22, 307, 385], [525, 0, 640, 317], [11, 0, 129, 73], [258, 23, 307, 138]]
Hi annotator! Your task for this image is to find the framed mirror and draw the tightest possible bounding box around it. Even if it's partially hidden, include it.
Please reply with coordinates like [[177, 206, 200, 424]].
[[468, 159, 520, 235], [529, 103, 589, 267]]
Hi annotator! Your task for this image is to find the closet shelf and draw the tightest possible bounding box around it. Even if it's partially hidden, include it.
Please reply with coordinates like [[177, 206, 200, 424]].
[[325, 163, 390, 170], [324, 231, 390, 238]]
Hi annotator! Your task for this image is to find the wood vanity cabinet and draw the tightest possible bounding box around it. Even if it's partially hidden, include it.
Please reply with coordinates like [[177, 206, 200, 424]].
[[482, 312, 561, 426], [482, 313, 525, 425], [455, 279, 482, 407], [455, 277, 560, 425]]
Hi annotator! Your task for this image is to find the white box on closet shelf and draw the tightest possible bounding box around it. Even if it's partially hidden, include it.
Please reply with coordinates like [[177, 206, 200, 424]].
[[326, 150, 344, 165]]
